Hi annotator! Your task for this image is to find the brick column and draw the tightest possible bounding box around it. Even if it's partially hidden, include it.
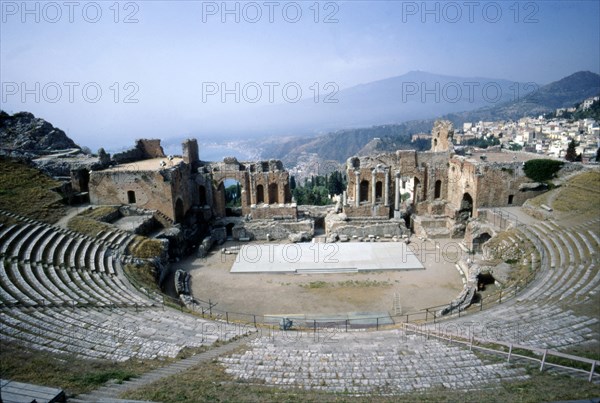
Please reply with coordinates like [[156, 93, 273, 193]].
[[371, 171, 376, 206], [355, 171, 360, 207], [394, 171, 400, 211], [384, 170, 390, 206]]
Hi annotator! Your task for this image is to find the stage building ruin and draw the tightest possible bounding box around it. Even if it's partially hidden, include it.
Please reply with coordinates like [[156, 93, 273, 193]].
[[86, 120, 551, 244]]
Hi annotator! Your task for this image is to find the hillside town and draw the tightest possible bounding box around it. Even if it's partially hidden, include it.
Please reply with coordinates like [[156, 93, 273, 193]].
[[453, 97, 600, 160]]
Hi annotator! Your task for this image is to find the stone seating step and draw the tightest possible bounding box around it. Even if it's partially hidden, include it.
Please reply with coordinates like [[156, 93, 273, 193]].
[[45, 266, 88, 304], [0, 379, 65, 403], [31, 263, 73, 303], [21, 262, 63, 304], [17, 226, 49, 262], [0, 224, 32, 256]]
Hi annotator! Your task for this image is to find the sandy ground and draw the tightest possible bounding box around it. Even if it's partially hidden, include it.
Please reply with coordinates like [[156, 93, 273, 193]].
[[179, 237, 465, 318]]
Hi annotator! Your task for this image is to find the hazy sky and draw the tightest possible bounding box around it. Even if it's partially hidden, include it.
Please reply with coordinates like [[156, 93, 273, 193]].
[[1, 0, 599, 150]]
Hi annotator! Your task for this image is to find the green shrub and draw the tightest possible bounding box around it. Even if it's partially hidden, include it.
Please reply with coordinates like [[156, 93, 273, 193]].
[[523, 159, 564, 182]]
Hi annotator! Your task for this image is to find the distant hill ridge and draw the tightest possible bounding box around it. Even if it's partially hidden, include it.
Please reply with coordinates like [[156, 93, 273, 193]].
[[261, 71, 600, 164]]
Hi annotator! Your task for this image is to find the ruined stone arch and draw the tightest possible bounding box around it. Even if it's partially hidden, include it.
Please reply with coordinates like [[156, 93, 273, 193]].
[[127, 190, 136, 204], [460, 192, 474, 217], [268, 183, 278, 204], [413, 177, 421, 204], [359, 180, 369, 203], [473, 232, 492, 252], [175, 197, 185, 223], [375, 181, 383, 202], [198, 185, 207, 206], [256, 184, 265, 204], [434, 180, 442, 199]]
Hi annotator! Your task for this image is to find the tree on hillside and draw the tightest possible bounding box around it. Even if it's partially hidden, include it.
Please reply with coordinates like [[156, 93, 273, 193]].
[[327, 171, 346, 196], [565, 139, 578, 162], [524, 159, 564, 182]]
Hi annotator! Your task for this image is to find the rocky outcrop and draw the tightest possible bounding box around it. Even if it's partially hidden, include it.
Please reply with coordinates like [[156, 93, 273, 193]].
[[0, 111, 79, 151]]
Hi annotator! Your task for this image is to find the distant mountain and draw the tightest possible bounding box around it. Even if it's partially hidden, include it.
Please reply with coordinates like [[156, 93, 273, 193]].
[[199, 71, 538, 137], [0, 111, 79, 151], [259, 120, 433, 166], [442, 71, 600, 124], [259, 71, 600, 164]]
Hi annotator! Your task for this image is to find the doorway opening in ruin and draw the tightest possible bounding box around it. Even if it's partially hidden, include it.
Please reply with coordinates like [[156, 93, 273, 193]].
[[413, 178, 421, 204], [127, 191, 136, 204], [460, 193, 473, 218], [175, 198, 185, 223], [508, 194, 514, 205], [199, 185, 207, 206], [314, 216, 326, 236], [477, 272, 495, 291], [359, 180, 369, 203], [434, 180, 442, 199], [226, 222, 235, 238], [268, 183, 278, 204], [256, 184, 265, 204], [375, 181, 383, 202], [472, 232, 492, 253], [224, 179, 242, 217]]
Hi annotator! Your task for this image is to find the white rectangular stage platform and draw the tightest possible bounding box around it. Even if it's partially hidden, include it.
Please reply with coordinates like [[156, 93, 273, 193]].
[[230, 242, 424, 274]]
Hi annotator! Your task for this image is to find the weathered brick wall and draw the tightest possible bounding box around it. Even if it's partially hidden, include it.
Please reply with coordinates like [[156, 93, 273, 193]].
[[343, 204, 390, 218], [249, 205, 298, 220], [89, 170, 176, 220], [112, 139, 165, 163]]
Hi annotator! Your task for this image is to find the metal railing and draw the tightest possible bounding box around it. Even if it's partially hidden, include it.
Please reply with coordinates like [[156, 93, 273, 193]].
[[401, 322, 599, 382]]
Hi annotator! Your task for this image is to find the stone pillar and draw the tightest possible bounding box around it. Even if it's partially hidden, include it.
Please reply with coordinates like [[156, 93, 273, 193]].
[[371, 171, 376, 206], [354, 172, 360, 207], [342, 190, 347, 206], [394, 171, 400, 211], [384, 170, 390, 206], [249, 174, 255, 205]]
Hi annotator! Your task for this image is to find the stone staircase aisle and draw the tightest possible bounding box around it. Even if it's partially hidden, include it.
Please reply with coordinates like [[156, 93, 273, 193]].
[[70, 331, 258, 402]]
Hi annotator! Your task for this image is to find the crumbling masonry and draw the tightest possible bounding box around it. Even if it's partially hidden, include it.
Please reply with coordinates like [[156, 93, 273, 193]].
[[87, 121, 548, 242]]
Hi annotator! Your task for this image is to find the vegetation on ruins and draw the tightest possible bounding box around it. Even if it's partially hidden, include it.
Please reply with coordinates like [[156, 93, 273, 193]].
[[121, 355, 600, 403], [67, 216, 115, 238], [0, 156, 65, 223], [225, 183, 242, 207], [123, 262, 161, 293], [551, 171, 600, 212], [292, 171, 347, 205], [0, 341, 166, 396], [523, 159, 564, 182], [129, 236, 165, 259]]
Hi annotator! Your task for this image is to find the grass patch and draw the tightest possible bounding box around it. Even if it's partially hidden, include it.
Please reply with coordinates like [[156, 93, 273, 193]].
[[552, 171, 600, 213], [0, 156, 66, 223], [79, 205, 120, 221], [300, 281, 328, 289], [299, 280, 391, 289], [129, 236, 165, 259], [67, 216, 114, 238], [336, 280, 391, 288], [0, 341, 167, 397], [123, 262, 160, 293]]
